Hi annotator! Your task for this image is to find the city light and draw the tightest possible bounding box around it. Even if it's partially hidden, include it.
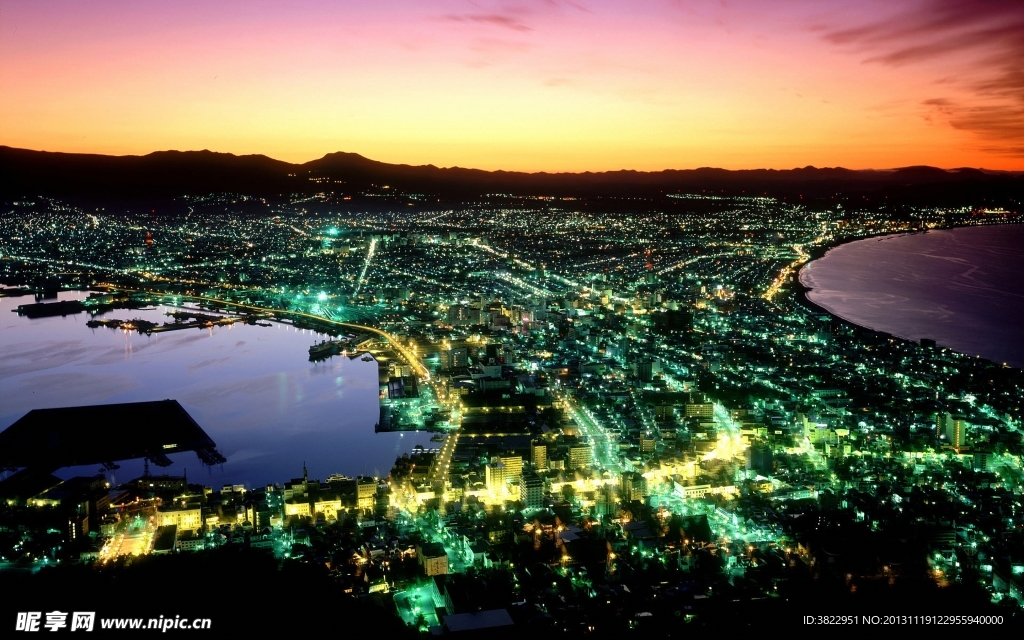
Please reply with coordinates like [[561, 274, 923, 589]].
[[1, 188, 1020, 630]]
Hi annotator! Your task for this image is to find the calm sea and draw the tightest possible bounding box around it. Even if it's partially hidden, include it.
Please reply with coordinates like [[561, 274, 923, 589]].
[[0, 292, 433, 487], [800, 224, 1024, 370]]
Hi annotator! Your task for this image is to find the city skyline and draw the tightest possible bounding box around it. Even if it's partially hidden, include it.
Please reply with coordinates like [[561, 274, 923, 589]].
[[3, 0, 1023, 172]]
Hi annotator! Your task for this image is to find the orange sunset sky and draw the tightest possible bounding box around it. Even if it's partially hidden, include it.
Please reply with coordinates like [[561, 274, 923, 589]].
[[2, 0, 1022, 171]]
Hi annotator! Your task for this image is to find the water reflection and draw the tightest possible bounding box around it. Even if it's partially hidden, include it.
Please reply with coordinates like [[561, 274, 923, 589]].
[[0, 291, 432, 486]]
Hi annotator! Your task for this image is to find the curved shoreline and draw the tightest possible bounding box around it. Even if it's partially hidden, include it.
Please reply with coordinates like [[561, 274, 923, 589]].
[[791, 223, 1024, 371], [793, 230, 916, 328]]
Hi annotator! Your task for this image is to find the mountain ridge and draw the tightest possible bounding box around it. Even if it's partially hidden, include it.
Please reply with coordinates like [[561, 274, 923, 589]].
[[2, 145, 1021, 205]]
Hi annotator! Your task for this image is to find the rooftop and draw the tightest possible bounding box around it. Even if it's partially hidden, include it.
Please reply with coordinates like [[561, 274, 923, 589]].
[[0, 399, 225, 472]]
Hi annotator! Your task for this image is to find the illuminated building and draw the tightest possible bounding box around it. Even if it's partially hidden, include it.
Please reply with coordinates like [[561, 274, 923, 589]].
[[485, 462, 506, 495], [498, 456, 522, 481], [177, 531, 205, 552], [594, 484, 616, 517], [284, 501, 311, 518], [620, 472, 647, 502], [313, 498, 342, 521], [156, 504, 202, 531], [357, 476, 377, 512], [443, 347, 469, 370], [973, 451, 994, 471], [936, 412, 968, 450], [684, 402, 715, 418], [519, 469, 544, 510], [418, 542, 449, 576], [568, 445, 591, 470], [640, 435, 656, 454], [531, 441, 547, 470], [283, 464, 315, 518]]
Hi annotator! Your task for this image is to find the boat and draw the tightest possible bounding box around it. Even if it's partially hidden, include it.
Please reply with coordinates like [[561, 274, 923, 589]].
[[361, 355, 373, 362], [430, 434, 445, 442], [309, 339, 342, 361]]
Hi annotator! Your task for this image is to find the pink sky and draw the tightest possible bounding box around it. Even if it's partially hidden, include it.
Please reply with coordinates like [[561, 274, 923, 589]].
[[2, 0, 1022, 170]]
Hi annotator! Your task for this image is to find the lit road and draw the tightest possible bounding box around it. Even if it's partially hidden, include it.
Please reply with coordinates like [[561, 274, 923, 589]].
[[429, 432, 459, 487], [713, 403, 741, 440], [494, 270, 556, 298], [707, 403, 745, 463], [561, 392, 620, 474], [353, 237, 376, 297], [99, 527, 153, 561], [630, 388, 657, 433]]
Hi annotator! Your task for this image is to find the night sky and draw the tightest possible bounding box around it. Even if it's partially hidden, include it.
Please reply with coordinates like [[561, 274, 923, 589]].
[[2, 0, 1022, 171]]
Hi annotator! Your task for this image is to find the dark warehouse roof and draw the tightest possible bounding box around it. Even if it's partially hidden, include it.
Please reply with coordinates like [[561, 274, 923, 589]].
[[0, 399, 221, 470]]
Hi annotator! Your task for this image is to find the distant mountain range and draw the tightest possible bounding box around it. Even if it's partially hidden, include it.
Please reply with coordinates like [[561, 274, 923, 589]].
[[2, 146, 1021, 205]]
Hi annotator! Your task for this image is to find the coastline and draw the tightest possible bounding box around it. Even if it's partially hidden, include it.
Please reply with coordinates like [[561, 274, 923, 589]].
[[793, 229, 918, 326], [0, 291, 416, 485], [791, 222, 1024, 372]]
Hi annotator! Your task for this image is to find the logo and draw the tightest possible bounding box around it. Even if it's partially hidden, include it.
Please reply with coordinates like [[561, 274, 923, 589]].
[[15, 612, 94, 633]]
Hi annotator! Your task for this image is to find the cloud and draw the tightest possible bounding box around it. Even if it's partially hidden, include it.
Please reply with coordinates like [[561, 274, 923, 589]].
[[442, 13, 533, 32], [436, 0, 590, 35], [923, 97, 1024, 155], [822, 0, 1024, 155], [949, 107, 1024, 150], [560, 1, 591, 13]]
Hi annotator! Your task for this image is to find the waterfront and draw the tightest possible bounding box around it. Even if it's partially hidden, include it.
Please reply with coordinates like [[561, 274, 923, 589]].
[[800, 224, 1024, 370], [0, 291, 433, 486]]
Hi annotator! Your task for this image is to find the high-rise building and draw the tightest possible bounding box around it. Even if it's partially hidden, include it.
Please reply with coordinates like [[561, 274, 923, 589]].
[[640, 435, 656, 454], [569, 445, 591, 470], [499, 456, 522, 482], [531, 441, 548, 470], [444, 347, 469, 370], [620, 472, 647, 503], [746, 442, 774, 474], [446, 305, 471, 326], [618, 337, 630, 364], [486, 463, 506, 495], [685, 402, 714, 418], [374, 482, 391, 517], [356, 476, 377, 512], [519, 469, 544, 510], [485, 343, 501, 365], [936, 412, 968, 450], [419, 542, 449, 576], [594, 484, 617, 518], [637, 360, 661, 382]]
